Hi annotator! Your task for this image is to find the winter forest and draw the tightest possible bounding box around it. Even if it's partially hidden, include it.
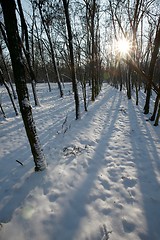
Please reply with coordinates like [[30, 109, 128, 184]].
[[0, 0, 160, 239]]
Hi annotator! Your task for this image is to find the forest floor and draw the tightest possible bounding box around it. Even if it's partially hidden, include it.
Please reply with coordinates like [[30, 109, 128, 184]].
[[0, 83, 160, 240]]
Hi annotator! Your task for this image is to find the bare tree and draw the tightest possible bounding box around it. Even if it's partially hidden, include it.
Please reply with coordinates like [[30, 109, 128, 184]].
[[0, 0, 46, 171], [17, 0, 40, 107], [36, 0, 63, 97], [143, 17, 160, 114], [62, 0, 80, 119], [0, 22, 17, 99], [0, 67, 18, 116], [34, 20, 52, 92]]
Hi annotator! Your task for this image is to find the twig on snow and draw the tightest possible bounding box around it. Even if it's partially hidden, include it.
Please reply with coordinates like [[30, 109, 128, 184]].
[[16, 160, 23, 166]]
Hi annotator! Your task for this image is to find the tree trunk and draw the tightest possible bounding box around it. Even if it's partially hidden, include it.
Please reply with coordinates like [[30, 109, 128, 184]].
[[1, 0, 46, 171], [91, 0, 96, 101], [0, 103, 6, 118], [35, 20, 52, 92], [144, 17, 160, 114], [150, 94, 159, 121], [0, 39, 17, 100], [38, 39, 51, 92], [38, 4, 63, 97], [144, 83, 151, 114], [0, 69, 19, 116], [17, 0, 40, 107], [81, 75, 88, 112], [62, 0, 80, 119], [154, 103, 160, 126], [1, 53, 17, 99], [127, 68, 131, 99], [135, 80, 139, 105]]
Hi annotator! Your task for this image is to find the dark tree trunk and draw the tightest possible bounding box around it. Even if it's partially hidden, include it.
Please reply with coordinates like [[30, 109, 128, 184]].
[[0, 103, 6, 118], [144, 17, 160, 114], [81, 75, 88, 112], [144, 83, 151, 114], [35, 21, 51, 92], [1, 0, 46, 171], [118, 63, 123, 91], [91, 0, 96, 101], [17, 0, 40, 107], [154, 103, 160, 126], [0, 23, 17, 100], [0, 69, 19, 116], [1, 53, 17, 99], [62, 0, 80, 119], [135, 80, 139, 106], [150, 94, 159, 121], [127, 68, 132, 99], [38, 4, 63, 97]]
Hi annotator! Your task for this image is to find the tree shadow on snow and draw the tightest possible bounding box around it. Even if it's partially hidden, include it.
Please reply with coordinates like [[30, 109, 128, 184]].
[[42, 87, 122, 240], [127, 99, 160, 240], [0, 149, 46, 223]]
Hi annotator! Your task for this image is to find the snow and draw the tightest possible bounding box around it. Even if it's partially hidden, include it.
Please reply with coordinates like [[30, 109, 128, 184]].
[[0, 83, 160, 240], [21, 97, 31, 109]]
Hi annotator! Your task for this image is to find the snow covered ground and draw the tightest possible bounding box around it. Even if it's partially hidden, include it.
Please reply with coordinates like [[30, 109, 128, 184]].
[[0, 83, 160, 240]]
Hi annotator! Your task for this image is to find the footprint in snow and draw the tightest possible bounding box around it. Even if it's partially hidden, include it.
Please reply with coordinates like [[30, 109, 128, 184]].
[[48, 191, 62, 202], [122, 177, 137, 188], [122, 218, 135, 233], [100, 179, 110, 190]]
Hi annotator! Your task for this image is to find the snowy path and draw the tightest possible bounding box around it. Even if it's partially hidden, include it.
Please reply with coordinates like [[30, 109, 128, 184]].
[[0, 84, 160, 240]]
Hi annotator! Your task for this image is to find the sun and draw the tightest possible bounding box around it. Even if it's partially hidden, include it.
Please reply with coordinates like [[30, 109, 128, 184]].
[[117, 38, 131, 55]]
